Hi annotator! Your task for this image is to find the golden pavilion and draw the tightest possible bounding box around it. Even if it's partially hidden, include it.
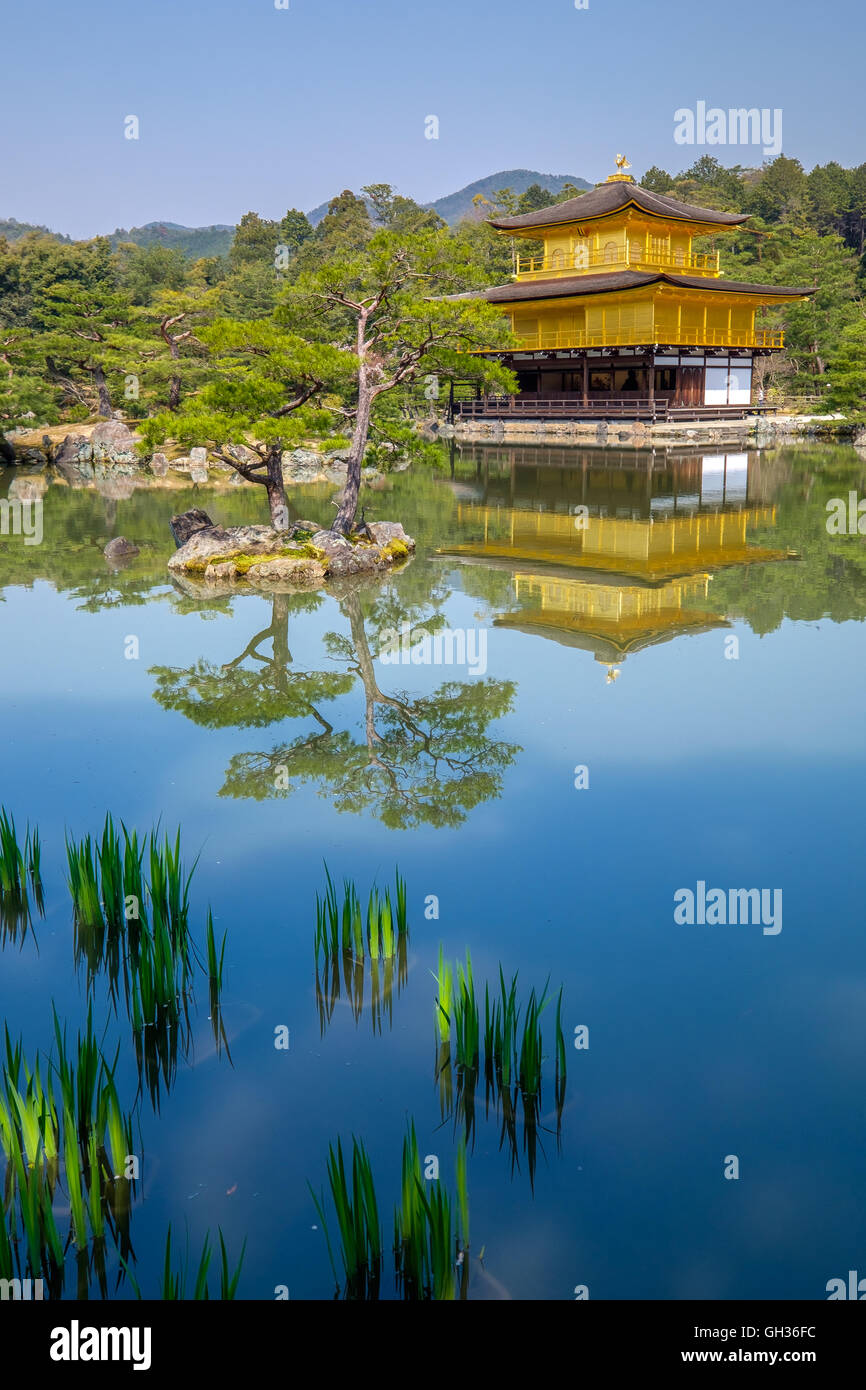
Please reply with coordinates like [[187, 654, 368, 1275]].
[[456, 160, 814, 420]]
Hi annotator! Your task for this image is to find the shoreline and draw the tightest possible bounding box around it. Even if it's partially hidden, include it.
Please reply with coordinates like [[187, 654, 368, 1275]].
[[3, 411, 862, 493], [445, 411, 859, 449]]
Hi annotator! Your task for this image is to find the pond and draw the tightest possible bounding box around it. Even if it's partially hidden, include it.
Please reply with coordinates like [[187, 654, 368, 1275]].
[[1, 439, 865, 1300]]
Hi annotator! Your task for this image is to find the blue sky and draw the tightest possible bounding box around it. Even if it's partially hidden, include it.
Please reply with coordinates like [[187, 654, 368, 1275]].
[[3, 0, 864, 238]]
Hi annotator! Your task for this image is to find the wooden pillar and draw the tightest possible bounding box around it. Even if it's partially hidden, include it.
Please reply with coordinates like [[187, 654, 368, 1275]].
[[582, 354, 589, 408], [647, 352, 655, 417]]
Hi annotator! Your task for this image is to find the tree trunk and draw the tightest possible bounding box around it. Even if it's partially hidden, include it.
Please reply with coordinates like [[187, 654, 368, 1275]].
[[264, 445, 289, 530], [93, 365, 112, 418], [270, 595, 292, 671], [343, 590, 383, 751], [333, 377, 374, 535], [168, 342, 181, 410]]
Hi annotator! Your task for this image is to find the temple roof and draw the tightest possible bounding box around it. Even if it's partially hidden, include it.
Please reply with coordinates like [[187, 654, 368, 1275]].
[[493, 609, 729, 662], [441, 540, 790, 584], [487, 181, 751, 232], [476, 270, 815, 304]]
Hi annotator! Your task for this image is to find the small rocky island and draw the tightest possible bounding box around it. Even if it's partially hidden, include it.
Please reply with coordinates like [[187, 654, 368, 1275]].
[[168, 508, 415, 590]]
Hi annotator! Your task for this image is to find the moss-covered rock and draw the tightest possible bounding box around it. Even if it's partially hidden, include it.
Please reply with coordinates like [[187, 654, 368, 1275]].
[[168, 512, 414, 591], [381, 537, 410, 560]]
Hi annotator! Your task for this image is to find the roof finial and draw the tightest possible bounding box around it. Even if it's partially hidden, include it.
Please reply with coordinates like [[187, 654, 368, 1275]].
[[605, 154, 635, 184]]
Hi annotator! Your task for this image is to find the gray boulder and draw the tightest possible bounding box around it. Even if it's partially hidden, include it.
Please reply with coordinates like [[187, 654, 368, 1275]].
[[169, 522, 297, 572], [309, 529, 381, 577], [151, 452, 170, 477], [204, 560, 241, 581], [366, 521, 415, 550], [54, 434, 93, 469], [170, 508, 214, 548], [245, 556, 326, 586], [90, 420, 139, 463], [104, 536, 140, 561]]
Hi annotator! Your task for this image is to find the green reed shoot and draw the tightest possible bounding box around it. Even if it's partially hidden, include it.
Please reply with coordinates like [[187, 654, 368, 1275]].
[[67, 817, 195, 964], [0, 1013, 136, 1289], [394, 1122, 470, 1300], [313, 1124, 471, 1301], [316, 865, 409, 965], [66, 833, 105, 932], [314, 868, 409, 1034], [454, 951, 479, 1072], [205, 909, 226, 989], [434, 945, 454, 1045], [150, 1225, 245, 1300], [554, 986, 567, 1116], [436, 951, 568, 1180], [64, 1115, 88, 1251], [0, 1197, 13, 1281], [309, 1136, 382, 1300], [65, 816, 226, 1100], [0, 806, 44, 939]]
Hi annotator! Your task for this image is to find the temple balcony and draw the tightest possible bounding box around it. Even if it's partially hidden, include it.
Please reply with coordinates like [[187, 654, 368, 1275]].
[[496, 326, 783, 352], [514, 247, 721, 279]]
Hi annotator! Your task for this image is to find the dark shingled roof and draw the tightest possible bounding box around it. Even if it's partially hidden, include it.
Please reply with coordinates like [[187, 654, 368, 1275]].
[[487, 181, 750, 232], [477, 270, 814, 304]]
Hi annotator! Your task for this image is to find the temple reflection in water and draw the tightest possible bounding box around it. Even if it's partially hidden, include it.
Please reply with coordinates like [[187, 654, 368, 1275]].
[[441, 446, 793, 677]]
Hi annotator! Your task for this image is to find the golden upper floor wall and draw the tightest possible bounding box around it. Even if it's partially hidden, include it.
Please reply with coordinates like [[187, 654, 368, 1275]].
[[516, 216, 721, 280]]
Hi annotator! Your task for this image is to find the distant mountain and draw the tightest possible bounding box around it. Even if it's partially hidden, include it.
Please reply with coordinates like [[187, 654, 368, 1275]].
[[0, 217, 70, 243], [108, 221, 236, 258], [1, 170, 594, 256], [307, 169, 593, 227], [426, 169, 592, 224]]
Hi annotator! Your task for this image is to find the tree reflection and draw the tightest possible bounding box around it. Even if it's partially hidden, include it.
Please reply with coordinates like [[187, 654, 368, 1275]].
[[150, 583, 520, 829]]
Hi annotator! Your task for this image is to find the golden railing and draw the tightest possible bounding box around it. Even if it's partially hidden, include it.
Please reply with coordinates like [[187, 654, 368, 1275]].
[[515, 247, 721, 278], [499, 327, 783, 351]]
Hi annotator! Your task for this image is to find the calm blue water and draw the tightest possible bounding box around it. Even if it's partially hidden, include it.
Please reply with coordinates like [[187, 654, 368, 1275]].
[[1, 442, 865, 1299]]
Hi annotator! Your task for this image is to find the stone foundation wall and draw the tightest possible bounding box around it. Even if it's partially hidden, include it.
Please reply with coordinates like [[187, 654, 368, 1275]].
[[449, 413, 852, 449]]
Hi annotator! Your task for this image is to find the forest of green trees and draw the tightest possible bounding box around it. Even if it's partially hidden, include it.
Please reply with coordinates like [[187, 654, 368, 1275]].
[[1, 155, 864, 447]]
